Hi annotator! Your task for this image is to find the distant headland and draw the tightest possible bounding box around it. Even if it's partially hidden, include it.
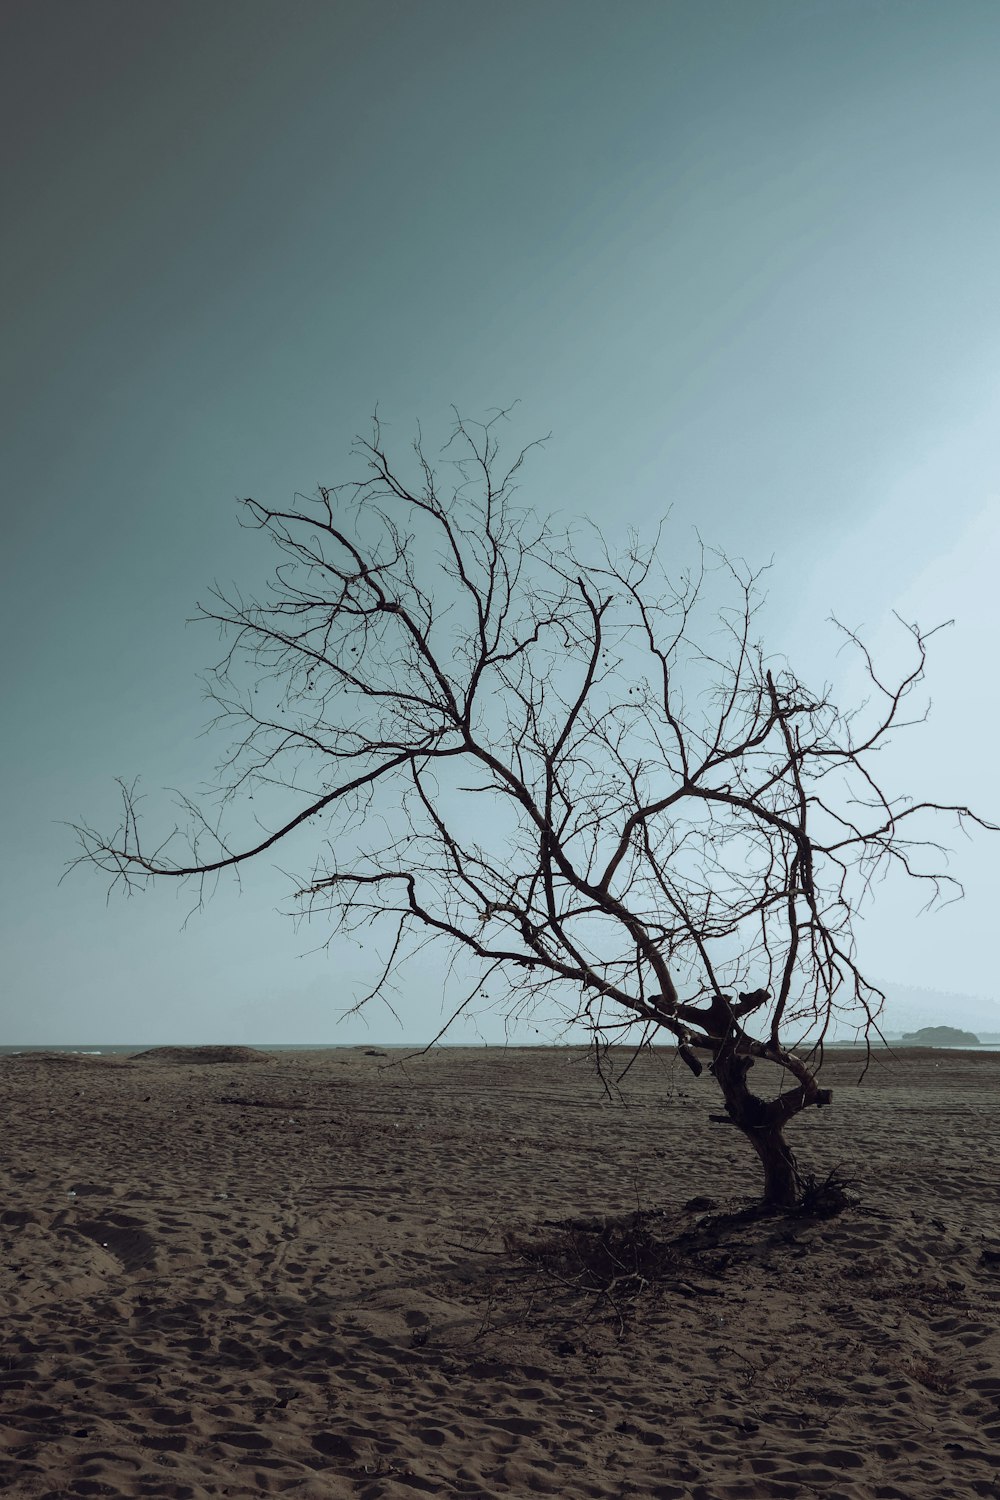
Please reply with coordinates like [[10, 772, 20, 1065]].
[[899, 1025, 981, 1047]]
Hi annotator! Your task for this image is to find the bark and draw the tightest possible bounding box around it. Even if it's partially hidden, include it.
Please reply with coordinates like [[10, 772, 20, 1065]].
[[708, 1029, 810, 1208], [742, 1122, 803, 1208]]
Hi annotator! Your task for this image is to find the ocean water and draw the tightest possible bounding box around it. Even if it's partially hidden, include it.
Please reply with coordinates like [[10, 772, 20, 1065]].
[[3, 1041, 1000, 1057]]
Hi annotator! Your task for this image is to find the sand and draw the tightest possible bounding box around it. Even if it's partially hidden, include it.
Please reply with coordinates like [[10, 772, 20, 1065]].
[[1, 1043, 999, 1499]]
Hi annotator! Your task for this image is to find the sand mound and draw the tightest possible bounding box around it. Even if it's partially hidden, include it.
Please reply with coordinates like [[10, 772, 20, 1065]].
[[130, 1045, 264, 1065], [1, 1050, 120, 1068]]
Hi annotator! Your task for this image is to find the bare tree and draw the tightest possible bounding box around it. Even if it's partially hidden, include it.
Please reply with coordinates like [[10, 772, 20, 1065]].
[[72, 412, 996, 1205]]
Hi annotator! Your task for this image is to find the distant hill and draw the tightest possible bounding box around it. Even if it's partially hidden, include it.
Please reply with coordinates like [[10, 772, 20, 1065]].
[[878, 984, 1000, 1037], [899, 1025, 980, 1047]]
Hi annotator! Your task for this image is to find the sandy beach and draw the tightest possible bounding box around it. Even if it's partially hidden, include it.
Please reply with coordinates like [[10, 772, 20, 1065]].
[[2, 1044, 999, 1499]]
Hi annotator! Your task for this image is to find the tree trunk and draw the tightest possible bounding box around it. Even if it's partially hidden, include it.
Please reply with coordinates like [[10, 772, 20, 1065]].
[[710, 1036, 805, 1207], [741, 1121, 802, 1207]]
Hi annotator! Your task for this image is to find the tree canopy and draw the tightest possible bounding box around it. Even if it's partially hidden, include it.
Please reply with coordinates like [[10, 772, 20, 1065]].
[[74, 412, 996, 1202]]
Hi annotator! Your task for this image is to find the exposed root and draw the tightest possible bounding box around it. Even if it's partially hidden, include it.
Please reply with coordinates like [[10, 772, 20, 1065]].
[[789, 1169, 855, 1218]]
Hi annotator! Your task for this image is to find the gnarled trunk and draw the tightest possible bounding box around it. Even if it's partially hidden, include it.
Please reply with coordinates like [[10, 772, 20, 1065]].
[[709, 1032, 812, 1207], [741, 1121, 802, 1207]]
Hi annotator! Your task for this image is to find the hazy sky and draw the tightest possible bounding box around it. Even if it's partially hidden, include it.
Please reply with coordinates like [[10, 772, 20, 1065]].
[[4, 0, 1000, 1044]]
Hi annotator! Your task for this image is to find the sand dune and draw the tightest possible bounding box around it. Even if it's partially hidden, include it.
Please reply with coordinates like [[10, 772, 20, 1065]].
[[2, 1045, 999, 1498], [129, 1047, 267, 1067]]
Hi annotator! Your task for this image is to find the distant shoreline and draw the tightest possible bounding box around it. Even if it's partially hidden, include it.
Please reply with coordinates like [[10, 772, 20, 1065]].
[[4, 1039, 1000, 1057]]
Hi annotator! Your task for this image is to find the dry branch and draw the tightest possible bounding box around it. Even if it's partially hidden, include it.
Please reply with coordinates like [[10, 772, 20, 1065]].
[[71, 411, 997, 1205]]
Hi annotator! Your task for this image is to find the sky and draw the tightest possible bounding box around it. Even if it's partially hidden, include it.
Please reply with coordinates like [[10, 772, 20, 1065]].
[[3, 0, 1000, 1045]]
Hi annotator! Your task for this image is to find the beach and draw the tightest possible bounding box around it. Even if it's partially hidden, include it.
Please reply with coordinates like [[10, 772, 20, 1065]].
[[2, 1043, 999, 1499]]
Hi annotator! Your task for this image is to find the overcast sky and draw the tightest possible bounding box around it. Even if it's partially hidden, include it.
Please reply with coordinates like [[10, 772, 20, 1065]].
[[4, 0, 1000, 1045]]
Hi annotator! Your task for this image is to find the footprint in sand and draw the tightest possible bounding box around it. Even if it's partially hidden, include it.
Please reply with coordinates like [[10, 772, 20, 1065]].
[[71, 1214, 158, 1273]]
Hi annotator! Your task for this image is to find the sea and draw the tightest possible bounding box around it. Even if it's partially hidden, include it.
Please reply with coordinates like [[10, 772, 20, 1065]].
[[4, 1040, 1000, 1057]]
